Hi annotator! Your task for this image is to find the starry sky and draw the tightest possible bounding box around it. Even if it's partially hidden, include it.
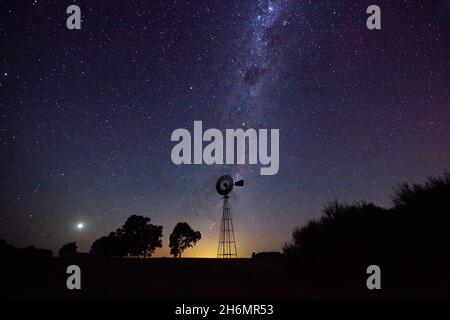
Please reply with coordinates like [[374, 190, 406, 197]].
[[1, 0, 450, 257]]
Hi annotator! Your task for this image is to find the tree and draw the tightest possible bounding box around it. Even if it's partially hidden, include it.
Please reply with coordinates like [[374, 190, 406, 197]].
[[121, 215, 163, 257], [90, 215, 163, 258], [90, 231, 127, 257], [59, 242, 77, 256], [169, 222, 201, 258]]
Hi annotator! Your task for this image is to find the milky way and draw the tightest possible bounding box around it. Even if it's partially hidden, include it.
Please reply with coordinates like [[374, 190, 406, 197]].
[[223, 0, 289, 127]]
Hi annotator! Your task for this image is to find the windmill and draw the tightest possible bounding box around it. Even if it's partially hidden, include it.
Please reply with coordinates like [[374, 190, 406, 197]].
[[216, 175, 244, 258]]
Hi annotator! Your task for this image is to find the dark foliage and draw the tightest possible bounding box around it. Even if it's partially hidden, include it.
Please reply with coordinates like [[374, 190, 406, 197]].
[[58, 242, 77, 257], [251, 251, 283, 260], [169, 222, 201, 258], [283, 173, 450, 291], [90, 232, 127, 257], [90, 215, 163, 257], [0, 239, 52, 258], [0, 239, 17, 256]]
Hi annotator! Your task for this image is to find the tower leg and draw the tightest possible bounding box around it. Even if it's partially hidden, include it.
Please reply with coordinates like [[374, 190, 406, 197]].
[[217, 196, 238, 258]]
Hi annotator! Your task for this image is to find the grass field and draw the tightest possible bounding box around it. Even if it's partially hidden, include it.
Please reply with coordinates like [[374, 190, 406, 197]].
[[1, 256, 447, 300], [1, 256, 289, 300]]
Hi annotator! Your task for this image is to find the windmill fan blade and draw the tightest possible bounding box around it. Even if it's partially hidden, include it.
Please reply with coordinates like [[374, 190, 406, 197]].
[[216, 175, 234, 195], [234, 179, 244, 187]]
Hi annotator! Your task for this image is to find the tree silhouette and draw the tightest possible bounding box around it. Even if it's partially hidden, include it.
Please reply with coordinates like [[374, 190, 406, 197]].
[[90, 215, 163, 257], [91, 231, 127, 257], [121, 215, 163, 257], [59, 242, 77, 256], [169, 222, 201, 258]]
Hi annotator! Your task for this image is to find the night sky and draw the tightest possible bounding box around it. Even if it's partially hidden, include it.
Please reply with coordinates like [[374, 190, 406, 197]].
[[1, 0, 449, 257]]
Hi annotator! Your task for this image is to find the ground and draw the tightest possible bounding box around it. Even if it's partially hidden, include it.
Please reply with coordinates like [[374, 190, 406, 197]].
[[0, 256, 446, 300]]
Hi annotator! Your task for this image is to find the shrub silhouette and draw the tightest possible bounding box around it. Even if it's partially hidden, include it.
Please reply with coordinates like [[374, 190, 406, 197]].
[[58, 242, 77, 257], [90, 215, 163, 257], [0, 239, 17, 256], [392, 174, 450, 254], [0, 239, 53, 258], [252, 251, 282, 260], [284, 172, 450, 289], [169, 222, 201, 258]]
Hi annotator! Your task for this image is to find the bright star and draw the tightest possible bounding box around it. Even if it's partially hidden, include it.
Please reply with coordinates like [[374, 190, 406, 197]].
[[76, 222, 84, 230]]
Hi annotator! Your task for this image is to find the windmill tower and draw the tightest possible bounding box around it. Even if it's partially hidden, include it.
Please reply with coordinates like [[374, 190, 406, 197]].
[[216, 175, 244, 258]]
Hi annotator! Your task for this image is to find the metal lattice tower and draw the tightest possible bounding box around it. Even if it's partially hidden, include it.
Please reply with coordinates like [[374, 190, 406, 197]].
[[217, 195, 238, 258]]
